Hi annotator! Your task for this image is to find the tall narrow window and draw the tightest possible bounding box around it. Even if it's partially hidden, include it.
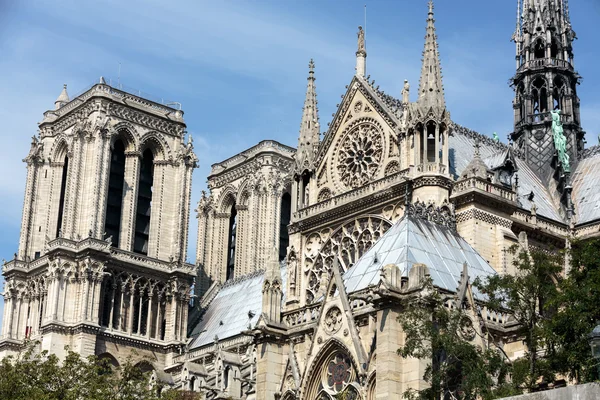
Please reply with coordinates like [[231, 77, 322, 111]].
[[134, 149, 154, 255], [279, 193, 291, 261], [427, 123, 436, 162], [226, 204, 237, 281], [56, 156, 69, 237], [105, 140, 126, 247]]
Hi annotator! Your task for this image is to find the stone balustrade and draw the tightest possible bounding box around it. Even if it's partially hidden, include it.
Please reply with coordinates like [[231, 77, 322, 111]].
[[453, 177, 517, 202]]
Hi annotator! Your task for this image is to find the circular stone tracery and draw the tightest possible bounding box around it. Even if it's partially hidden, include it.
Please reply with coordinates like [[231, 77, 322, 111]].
[[336, 120, 384, 189], [324, 307, 343, 335], [326, 353, 353, 393]]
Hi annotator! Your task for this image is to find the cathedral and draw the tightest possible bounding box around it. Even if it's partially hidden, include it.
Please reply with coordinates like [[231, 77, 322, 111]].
[[1, 0, 598, 399]]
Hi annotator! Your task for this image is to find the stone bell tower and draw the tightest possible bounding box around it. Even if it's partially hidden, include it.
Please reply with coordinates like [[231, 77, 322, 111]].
[[1, 80, 197, 369], [403, 0, 452, 206], [510, 0, 585, 182]]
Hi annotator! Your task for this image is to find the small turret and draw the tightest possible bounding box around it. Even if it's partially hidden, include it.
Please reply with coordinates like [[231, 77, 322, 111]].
[[54, 84, 69, 110], [262, 248, 282, 323]]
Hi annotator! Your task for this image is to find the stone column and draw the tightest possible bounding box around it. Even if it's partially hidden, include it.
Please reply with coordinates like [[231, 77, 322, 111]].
[[146, 291, 153, 339], [255, 339, 285, 400], [155, 294, 163, 340], [5, 297, 14, 338], [81, 271, 90, 321], [52, 277, 61, 320], [108, 284, 116, 329], [119, 284, 126, 331], [127, 287, 135, 334]]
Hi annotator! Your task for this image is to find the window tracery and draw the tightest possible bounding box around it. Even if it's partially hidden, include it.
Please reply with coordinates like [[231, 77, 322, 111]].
[[304, 216, 391, 303], [336, 119, 384, 189]]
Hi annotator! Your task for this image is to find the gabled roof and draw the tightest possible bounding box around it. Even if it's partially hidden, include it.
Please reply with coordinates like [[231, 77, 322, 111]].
[[572, 146, 600, 225], [343, 213, 497, 299], [189, 266, 287, 350], [449, 124, 563, 222]]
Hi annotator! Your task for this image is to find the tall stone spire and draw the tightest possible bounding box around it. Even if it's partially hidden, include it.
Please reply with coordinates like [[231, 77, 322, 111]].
[[293, 59, 320, 175], [417, 0, 445, 110], [54, 84, 70, 110], [355, 26, 367, 77]]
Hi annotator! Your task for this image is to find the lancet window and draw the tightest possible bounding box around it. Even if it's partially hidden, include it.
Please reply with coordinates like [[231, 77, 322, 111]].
[[133, 149, 154, 255], [226, 203, 237, 281], [279, 192, 291, 261], [105, 139, 126, 247], [55, 155, 69, 237]]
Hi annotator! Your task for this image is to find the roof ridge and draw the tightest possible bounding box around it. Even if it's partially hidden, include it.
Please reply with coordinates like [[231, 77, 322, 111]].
[[581, 144, 600, 159], [363, 77, 404, 119], [451, 122, 521, 156], [220, 269, 266, 289]]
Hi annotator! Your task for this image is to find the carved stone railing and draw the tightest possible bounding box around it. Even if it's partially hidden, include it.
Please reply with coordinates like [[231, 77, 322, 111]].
[[282, 303, 321, 329], [111, 248, 195, 274], [515, 111, 571, 128], [50, 83, 184, 121], [574, 222, 600, 238], [517, 58, 572, 73], [210, 140, 295, 174], [294, 169, 410, 221], [174, 334, 252, 364], [453, 177, 517, 202], [512, 210, 569, 237], [415, 162, 447, 175]]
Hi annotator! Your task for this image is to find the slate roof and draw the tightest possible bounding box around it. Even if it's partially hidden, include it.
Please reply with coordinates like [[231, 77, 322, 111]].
[[449, 124, 563, 222], [572, 146, 600, 225], [189, 266, 286, 349], [343, 215, 497, 299]]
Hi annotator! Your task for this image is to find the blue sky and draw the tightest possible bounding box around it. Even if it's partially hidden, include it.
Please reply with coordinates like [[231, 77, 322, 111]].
[[0, 0, 599, 325]]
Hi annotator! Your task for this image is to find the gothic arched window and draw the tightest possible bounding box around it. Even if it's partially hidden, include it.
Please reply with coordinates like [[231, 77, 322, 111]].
[[56, 155, 69, 237], [105, 139, 126, 247], [279, 192, 291, 261], [134, 149, 154, 255], [226, 202, 237, 281], [534, 39, 545, 59]]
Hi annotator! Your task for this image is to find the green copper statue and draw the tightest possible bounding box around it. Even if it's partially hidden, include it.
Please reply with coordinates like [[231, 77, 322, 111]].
[[551, 110, 570, 173], [493, 132, 500, 142]]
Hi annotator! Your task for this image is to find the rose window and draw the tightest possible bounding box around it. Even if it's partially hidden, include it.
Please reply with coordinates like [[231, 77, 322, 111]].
[[326, 354, 354, 393], [336, 121, 383, 189]]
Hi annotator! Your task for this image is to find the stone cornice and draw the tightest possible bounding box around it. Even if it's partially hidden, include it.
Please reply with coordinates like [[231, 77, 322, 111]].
[[39, 84, 186, 138], [290, 170, 409, 234], [209, 140, 294, 175]]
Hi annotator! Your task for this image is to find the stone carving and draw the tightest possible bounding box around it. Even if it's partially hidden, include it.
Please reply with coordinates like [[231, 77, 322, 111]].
[[287, 246, 298, 293], [323, 307, 343, 335], [317, 188, 332, 203], [357, 26, 365, 54], [336, 121, 383, 189], [406, 200, 456, 230], [353, 101, 363, 113], [304, 216, 391, 303], [401, 79, 410, 104], [551, 110, 570, 172]]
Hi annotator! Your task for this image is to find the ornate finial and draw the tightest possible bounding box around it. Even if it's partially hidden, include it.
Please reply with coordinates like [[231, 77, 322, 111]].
[[428, 0, 434, 14], [474, 137, 481, 158], [309, 58, 315, 72]]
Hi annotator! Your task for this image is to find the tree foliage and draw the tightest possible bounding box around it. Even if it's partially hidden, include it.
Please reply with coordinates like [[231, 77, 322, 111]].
[[0, 341, 201, 400], [399, 238, 600, 399], [398, 281, 514, 400]]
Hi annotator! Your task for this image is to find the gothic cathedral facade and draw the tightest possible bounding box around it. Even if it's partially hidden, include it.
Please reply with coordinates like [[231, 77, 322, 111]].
[[2, 1, 600, 400]]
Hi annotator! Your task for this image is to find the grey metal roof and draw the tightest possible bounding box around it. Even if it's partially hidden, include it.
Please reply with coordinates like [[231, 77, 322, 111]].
[[343, 215, 497, 299], [189, 267, 287, 349], [449, 126, 563, 222], [572, 149, 600, 225]]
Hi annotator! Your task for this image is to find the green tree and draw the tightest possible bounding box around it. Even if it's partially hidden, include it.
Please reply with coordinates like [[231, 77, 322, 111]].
[[544, 238, 600, 383], [0, 341, 201, 400], [475, 246, 562, 391], [397, 280, 514, 400]]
